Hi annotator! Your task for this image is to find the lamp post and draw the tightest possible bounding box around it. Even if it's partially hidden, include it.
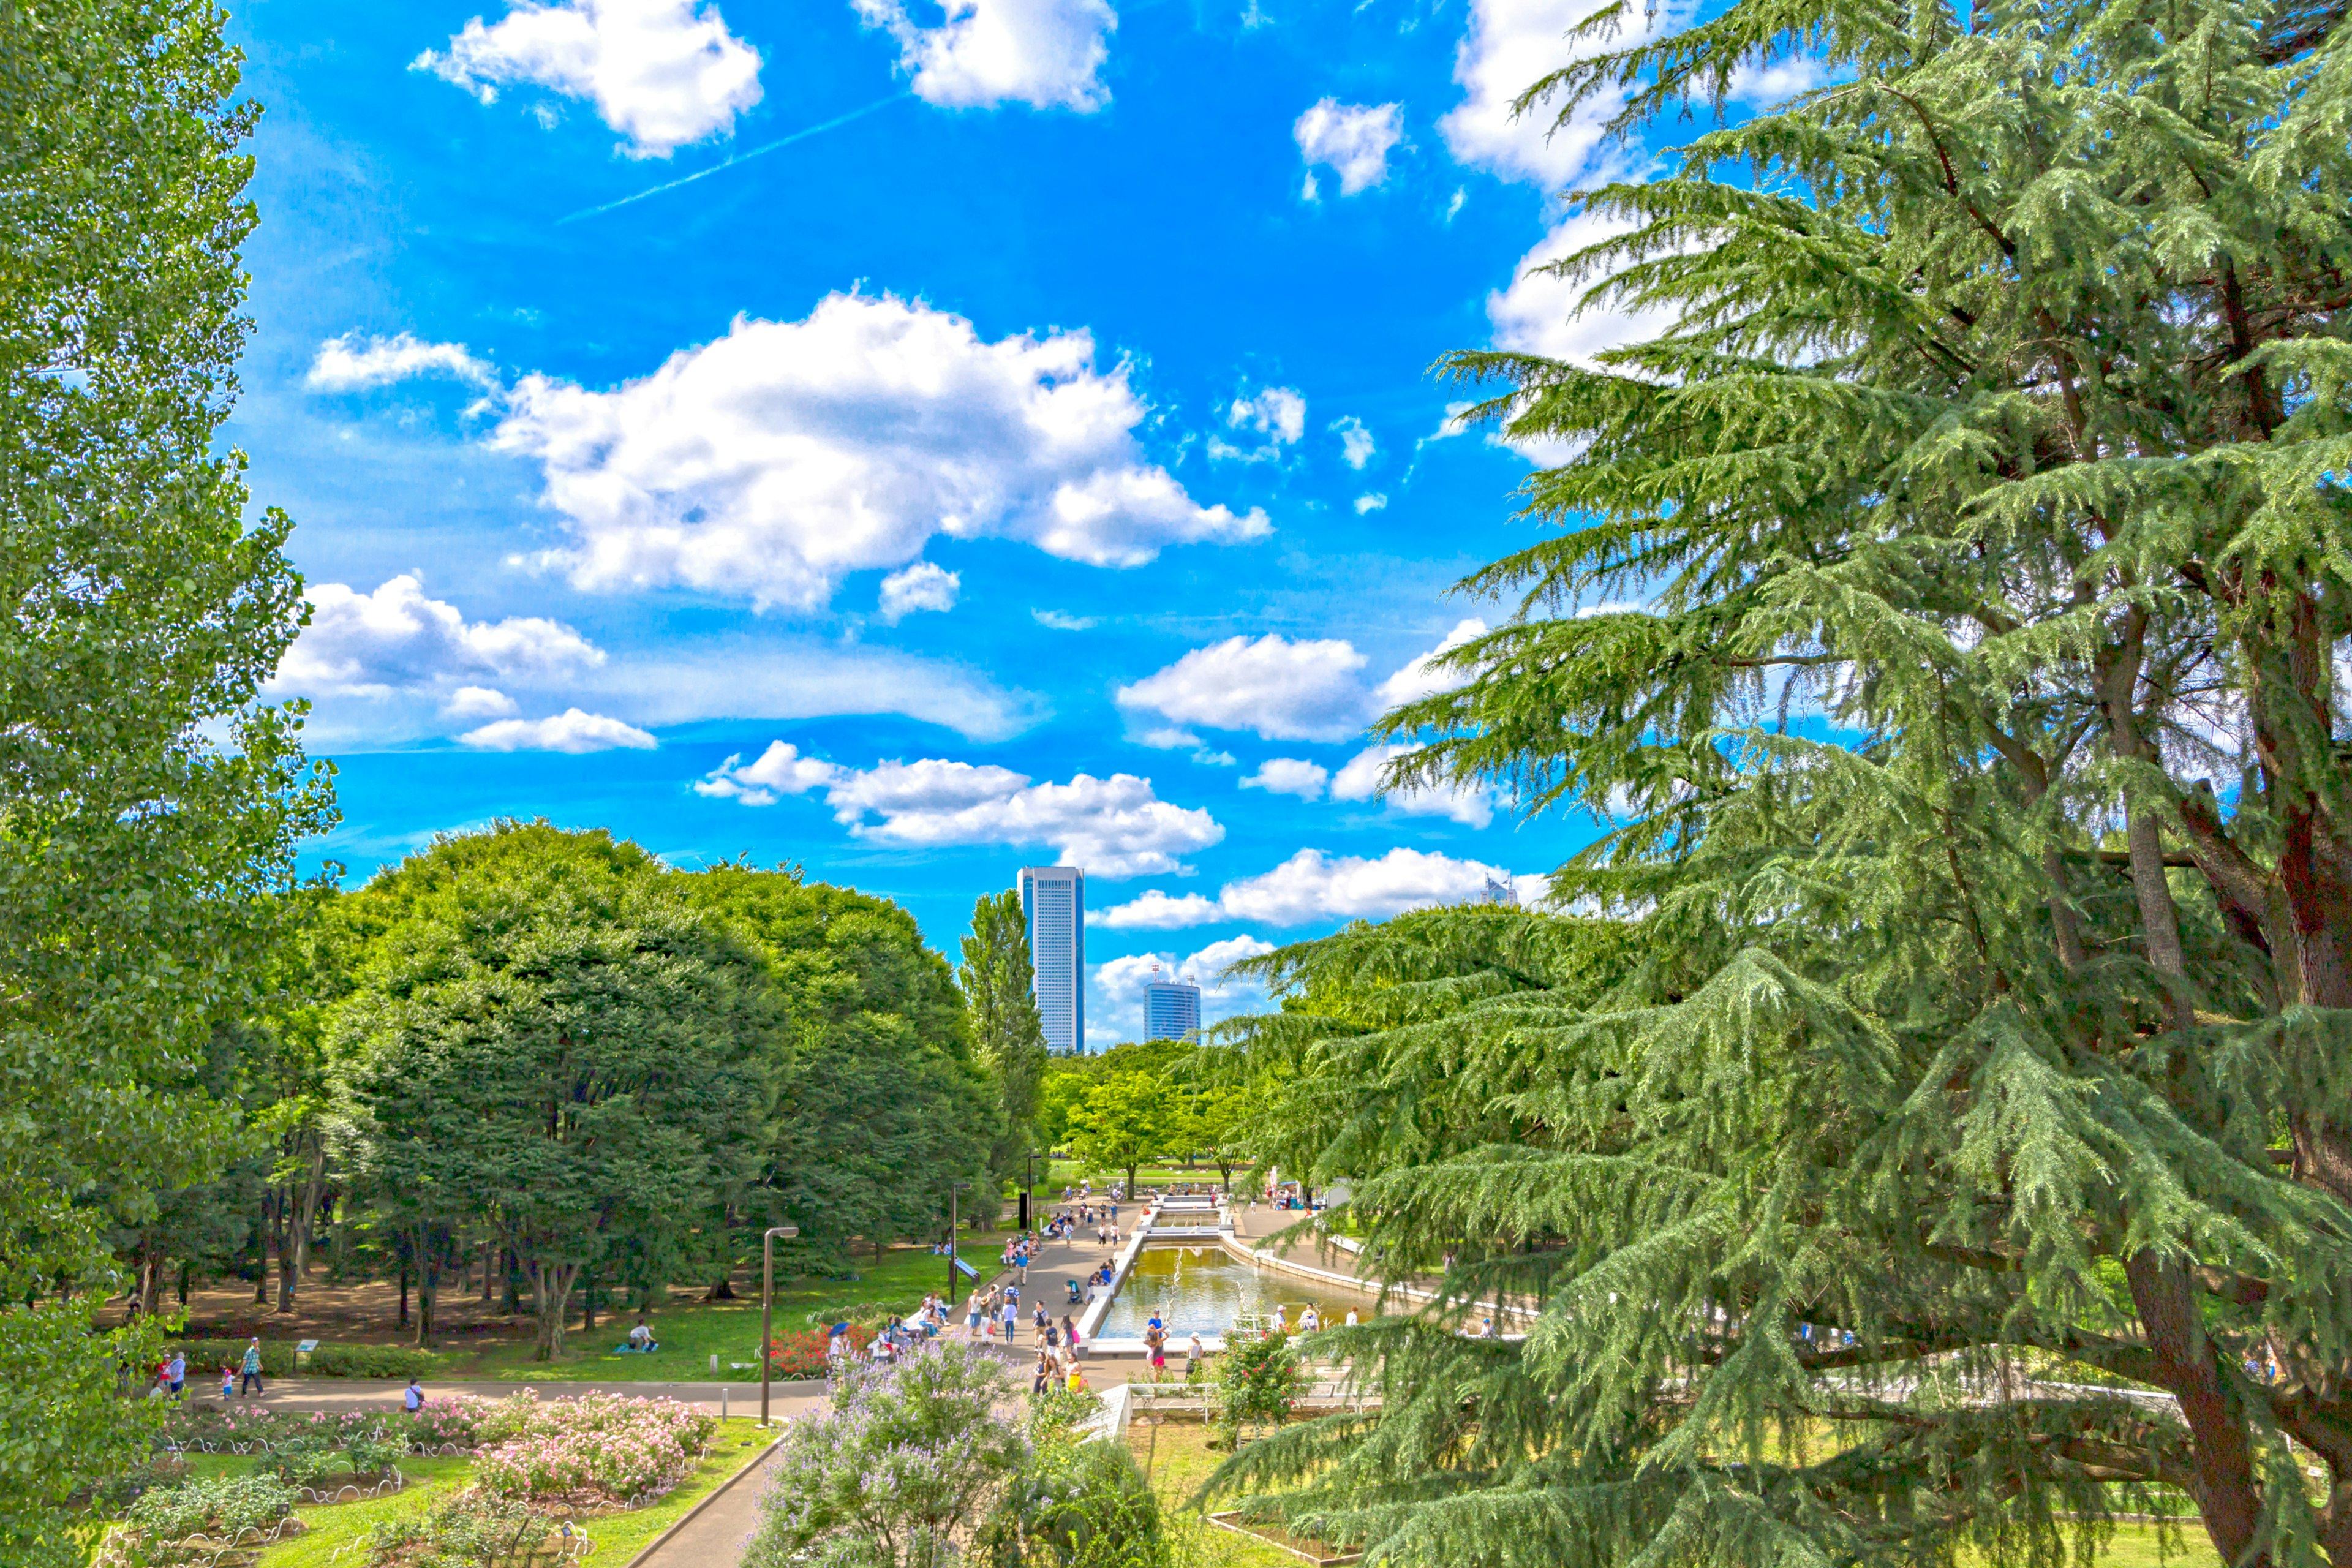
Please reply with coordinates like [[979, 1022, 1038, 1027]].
[[759, 1224, 799, 1428], [946, 1180, 971, 1304]]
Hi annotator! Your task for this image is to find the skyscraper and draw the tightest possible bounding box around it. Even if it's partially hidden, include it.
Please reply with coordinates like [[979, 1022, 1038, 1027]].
[[1020, 865, 1084, 1054], [1144, 978, 1202, 1043]]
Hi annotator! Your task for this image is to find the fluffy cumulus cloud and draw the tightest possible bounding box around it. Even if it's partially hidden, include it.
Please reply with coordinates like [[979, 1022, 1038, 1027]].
[[1241, 757, 1329, 799], [854, 0, 1116, 111], [460, 707, 658, 752], [1489, 206, 1686, 375], [1091, 933, 1277, 1039], [1119, 621, 1484, 744], [307, 333, 499, 393], [1294, 98, 1404, 197], [878, 561, 960, 622], [1094, 847, 1546, 929], [695, 742, 1221, 875], [413, 0, 763, 156], [272, 576, 605, 708], [1373, 616, 1487, 708], [1118, 634, 1368, 742], [494, 292, 1267, 609], [1331, 744, 1495, 827], [1439, 0, 1634, 189]]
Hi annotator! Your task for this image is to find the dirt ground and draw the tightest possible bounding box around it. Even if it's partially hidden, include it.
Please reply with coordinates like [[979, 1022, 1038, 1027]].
[[97, 1265, 737, 1347]]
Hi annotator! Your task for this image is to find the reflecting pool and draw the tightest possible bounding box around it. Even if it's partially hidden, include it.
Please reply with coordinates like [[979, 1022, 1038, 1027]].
[[1095, 1243, 1375, 1338]]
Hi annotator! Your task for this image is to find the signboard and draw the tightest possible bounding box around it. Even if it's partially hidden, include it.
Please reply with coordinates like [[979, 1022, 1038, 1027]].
[[952, 1256, 979, 1280], [295, 1340, 319, 1354]]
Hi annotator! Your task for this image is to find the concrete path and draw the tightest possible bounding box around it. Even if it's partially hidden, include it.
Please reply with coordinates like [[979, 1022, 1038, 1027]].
[[194, 1377, 831, 1418], [636, 1434, 786, 1568]]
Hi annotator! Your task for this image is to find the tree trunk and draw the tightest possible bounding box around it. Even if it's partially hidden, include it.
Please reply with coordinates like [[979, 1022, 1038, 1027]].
[[416, 1224, 437, 1349], [254, 1197, 272, 1304], [527, 1257, 579, 1360], [482, 1239, 494, 1302], [398, 1257, 410, 1329]]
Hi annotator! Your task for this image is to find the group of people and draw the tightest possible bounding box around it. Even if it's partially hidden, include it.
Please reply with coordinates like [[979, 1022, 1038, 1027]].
[[143, 1338, 266, 1403]]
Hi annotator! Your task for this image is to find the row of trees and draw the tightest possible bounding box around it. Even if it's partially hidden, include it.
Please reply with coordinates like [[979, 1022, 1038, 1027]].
[[102, 823, 1057, 1362], [1038, 1042, 1263, 1196]]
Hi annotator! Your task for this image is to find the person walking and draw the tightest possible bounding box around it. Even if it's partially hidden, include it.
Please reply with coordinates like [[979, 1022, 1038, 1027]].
[[1000, 1297, 1018, 1341], [1032, 1349, 1053, 1396], [1033, 1302, 1050, 1343], [165, 1350, 186, 1401], [1185, 1333, 1204, 1382], [404, 1377, 425, 1412], [219, 1363, 236, 1403], [238, 1338, 264, 1398]]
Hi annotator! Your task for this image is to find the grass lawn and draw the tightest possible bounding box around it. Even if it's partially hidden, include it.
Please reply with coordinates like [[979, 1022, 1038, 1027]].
[[1047, 1161, 1235, 1194], [1136, 1419, 2223, 1568], [431, 1246, 1006, 1382], [238, 1419, 772, 1567]]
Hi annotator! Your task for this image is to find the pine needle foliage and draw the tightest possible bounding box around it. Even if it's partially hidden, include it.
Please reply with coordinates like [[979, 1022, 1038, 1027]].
[[1209, 2, 2352, 1564]]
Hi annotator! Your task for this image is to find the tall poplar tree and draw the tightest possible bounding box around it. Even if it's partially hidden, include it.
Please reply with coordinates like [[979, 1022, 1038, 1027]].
[[963, 890, 1048, 1193], [1, 2, 332, 1560], [1214, 2, 2352, 1566]]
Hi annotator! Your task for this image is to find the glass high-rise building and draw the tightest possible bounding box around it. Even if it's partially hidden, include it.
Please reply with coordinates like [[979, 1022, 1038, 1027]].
[[1144, 979, 1202, 1043], [1020, 866, 1085, 1054]]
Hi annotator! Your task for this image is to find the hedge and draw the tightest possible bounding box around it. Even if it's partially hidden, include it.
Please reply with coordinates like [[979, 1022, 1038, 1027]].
[[164, 1340, 440, 1379]]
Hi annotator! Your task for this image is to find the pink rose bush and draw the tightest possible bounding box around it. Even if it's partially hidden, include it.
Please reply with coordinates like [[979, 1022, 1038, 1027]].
[[467, 1393, 715, 1506]]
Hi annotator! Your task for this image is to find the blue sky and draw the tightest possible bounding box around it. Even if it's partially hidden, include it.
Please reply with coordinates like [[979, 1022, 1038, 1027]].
[[228, 0, 1749, 1041]]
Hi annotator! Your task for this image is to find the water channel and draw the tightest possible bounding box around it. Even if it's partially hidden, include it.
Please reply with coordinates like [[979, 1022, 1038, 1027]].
[[1095, 1243, 1376, 1338]]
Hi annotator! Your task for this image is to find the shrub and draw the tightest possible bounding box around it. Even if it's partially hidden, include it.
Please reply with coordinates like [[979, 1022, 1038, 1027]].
[[90, 1455, 189, 1515], [983, 1437, 1167, 1568], [118, 1473, 295, 1550], [404, 1396, 488, 1450], [767, 1325, 872, 1377], [366, 1492, 574, 1567], [251, 1444, 340, 1488], [1212, 1333, 1300, 1450], [306, 1344, 439, 1379], [468, 1392, 714, 1505]]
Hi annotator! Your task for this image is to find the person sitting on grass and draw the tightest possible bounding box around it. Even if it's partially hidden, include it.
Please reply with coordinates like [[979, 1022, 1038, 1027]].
[[627, 1317, 655, 1351]]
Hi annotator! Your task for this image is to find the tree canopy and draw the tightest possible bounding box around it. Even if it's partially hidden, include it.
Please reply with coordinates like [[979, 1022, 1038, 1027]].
[[1212, 1, 2352, 1565]]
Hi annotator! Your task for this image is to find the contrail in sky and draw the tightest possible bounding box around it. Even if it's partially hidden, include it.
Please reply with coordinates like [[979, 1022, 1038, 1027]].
[[556, 92, 914, 225]]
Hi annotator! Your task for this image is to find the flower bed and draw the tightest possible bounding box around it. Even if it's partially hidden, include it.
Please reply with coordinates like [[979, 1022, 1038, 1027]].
[[97, 1475, 301, 1567], [466, 1393, 715, 1507], [765, 1325, 873, 1377]]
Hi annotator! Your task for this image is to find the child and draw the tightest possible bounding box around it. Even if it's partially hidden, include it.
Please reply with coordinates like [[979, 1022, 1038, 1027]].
[[220, 1363, 236, 1403]]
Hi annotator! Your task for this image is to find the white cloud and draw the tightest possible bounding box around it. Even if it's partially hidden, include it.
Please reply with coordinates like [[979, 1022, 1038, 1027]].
[[1134, 726, 1201, 749], [443, 685, 521, 719], [1490, 206, 1682, 370], [413, 0, 763, 156], [1193, 748, 1237, 766], [1354, 493, 1387, 514], [695, 741, 1222, 875], [307, 333, 499, 393], [1118, 634, 1368, 742], [878, 561, 960, 622], [1209, 385, 1308, 462], [494, 292, 1267, 609], [273, 576, 605, 700], [1294, 98, 1404, 195], [1095, 847, 1545, 929], [460, 707, 658, 752], [1090, 933, 1277, 1038], [1330, 415, 1376, 469], [1033, 608, 1098, 630], [1240, 757, 1328, 799], [1118, 622, 1489, 744], [854, 0, 1116, 110], [1088, 889, 1223, 929], [1373, 616, 1487, 708], [1439, 0, 1635, 189], [1331, 743, 1496, 826]]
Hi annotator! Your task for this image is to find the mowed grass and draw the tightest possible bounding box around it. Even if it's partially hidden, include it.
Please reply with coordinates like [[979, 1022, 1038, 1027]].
[[432, 1245, 1005, 1382], [1136, 1418, 2222, 1568]]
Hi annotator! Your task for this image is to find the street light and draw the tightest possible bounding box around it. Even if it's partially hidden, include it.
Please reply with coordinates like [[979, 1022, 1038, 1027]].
[[760, 1224, 800, 1427], [1022, 1147, 1046, 1232], [946, 1181, 971, 1303]]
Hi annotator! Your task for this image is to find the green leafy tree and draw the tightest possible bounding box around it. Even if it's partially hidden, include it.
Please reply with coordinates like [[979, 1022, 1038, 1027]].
[[963, 890, 1049, 1197], [0, 1, 333, 1558], [339, 824, 774, 1359], [1209, 2, 2352, 1564], [677, 865, 993, 1267], [1066, 1068, 1177, 1197]]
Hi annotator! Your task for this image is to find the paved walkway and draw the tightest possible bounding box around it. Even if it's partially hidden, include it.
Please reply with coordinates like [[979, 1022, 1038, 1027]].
[[195, 1377, 832, 1418], [638, 1435, 786, 1568]]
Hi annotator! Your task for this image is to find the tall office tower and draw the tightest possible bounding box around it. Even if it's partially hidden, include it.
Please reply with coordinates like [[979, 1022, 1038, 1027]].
[[1020, 866, 1085, 1054], [1144, 978, 1203, 1042]]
